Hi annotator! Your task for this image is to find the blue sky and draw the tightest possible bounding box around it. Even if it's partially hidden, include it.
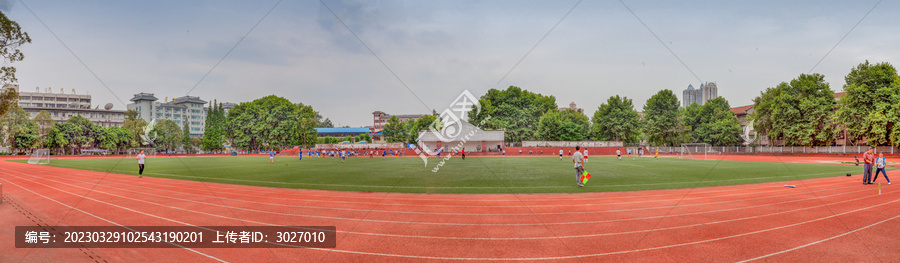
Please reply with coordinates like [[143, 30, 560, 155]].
[[5, 0, 898, 127]]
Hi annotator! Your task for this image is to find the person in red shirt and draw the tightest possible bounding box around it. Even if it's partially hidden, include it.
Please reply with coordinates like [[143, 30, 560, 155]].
[[862, 148, 875, 185]]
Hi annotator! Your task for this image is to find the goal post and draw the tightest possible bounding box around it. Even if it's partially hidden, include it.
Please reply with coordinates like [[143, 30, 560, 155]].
[[126, 148, 158, 158], [680, 143, 711, 160], [28, 149, 50, 165]]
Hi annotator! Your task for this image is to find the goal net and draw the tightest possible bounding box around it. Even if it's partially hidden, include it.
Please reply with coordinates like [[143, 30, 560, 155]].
[[28, 149, 50, 165], [680, 143, 712, 160], [126, 148, 158, 158]]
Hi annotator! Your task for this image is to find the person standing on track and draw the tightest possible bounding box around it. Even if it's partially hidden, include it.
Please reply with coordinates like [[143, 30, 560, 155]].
[[873, 152, 890, 185], [863, 148, 874, 184], [136, 150, 146, 178], [573, 146, 584, 187]]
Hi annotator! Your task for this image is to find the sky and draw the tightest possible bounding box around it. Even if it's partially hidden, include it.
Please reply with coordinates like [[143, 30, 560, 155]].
[[4, 0, 899, 127]]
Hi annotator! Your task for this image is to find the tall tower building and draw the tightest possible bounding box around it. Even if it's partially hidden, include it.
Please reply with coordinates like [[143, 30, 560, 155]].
[[682, 84, 700, 107], [683, 82, 718, 107]]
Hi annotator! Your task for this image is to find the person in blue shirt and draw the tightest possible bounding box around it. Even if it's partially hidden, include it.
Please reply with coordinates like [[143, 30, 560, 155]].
[[299, 149, 303, 161], [269, 150, 275, 164], [382, 150, 386, 159], [873, 153, 891, 184]]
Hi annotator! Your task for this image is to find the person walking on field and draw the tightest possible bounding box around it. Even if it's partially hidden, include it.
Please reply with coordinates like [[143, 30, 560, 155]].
[[873, 152, 891, 185], [573, 146, 585, 187], [136, 150, 146, 178], [863, 148, 875, 185], [559, 149, 563, 160]]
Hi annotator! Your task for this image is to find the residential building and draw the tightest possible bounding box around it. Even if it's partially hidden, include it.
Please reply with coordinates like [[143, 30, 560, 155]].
[[683, 82, 718, 107], [8, 85, 125, 127], [372, 111, 425, 132], [558, 101, 584, 114], [127, 92, 208, 137]]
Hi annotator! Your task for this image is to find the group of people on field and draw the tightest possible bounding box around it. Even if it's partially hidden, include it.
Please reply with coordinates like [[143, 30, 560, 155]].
[[861, 148, 891, 185]]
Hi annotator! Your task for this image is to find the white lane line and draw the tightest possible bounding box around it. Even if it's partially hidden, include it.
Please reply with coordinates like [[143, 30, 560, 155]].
[[0, 178, 228, 263], [737, 214, 900, 263], [7, 171, 887, 239]]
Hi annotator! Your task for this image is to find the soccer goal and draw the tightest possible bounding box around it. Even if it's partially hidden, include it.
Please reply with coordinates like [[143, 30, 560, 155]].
[[680, 143, 712, 160], [28, 149, 50, 165], [126, 148, 158, 158]]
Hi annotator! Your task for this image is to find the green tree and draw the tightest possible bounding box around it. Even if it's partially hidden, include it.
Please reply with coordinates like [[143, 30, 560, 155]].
[[750, 73, 836, 146], [152, 119, 183, 152], [536, 109, 590, 141], [643, 89, 688, 146], [201, 101, 226, 151], [591, 95, 641, 143], [834, 61, 900, 147], [683, 97, 742, 146], [66, 115, 102, 153], [468, 86, 557, 143], [295, 103, 319, 148], [122, 117, 147, 148], [182, 118, 194, 153], [0, 11, 31, 118], [317, 118, 334, 128], [225, 95, 317, 151], [382, 115, 405, 143], [48, 122, 81, 155], [32, 110, 55, 146], [0, 106, 38, 153]]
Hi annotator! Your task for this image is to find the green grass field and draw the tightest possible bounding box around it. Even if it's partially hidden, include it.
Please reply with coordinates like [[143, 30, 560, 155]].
[[12, 155, 878, 193]]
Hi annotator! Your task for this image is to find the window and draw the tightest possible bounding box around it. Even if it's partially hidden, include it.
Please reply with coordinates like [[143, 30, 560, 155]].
[[20, 96, 30, 100], [57, 97, 67, 102]]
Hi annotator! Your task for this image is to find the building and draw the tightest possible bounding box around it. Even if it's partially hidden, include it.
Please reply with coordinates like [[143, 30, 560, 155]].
[[417, 120, 504, 153], [127, 92, 208, 137], [8, 85, 125, 127], [730, 104, 761, 145], [220, 102, 236, 115], [372, 111, 425, 132], [558, 102, 584, 114], [315, 127, 370, 138], [683, 82, 718, 107]]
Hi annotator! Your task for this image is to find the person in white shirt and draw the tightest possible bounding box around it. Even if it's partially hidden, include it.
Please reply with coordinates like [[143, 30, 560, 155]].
[[572, 146, 584, 187], [559, 149, 563, 161], [873, 153, 891, 184], [583, 149, 589, 163], [616, 149, 622, 161], [135, 150, 146, 178]]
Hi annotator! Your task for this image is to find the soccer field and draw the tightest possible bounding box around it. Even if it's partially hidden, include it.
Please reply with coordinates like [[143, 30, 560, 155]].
[[13, 156, 874, 193]]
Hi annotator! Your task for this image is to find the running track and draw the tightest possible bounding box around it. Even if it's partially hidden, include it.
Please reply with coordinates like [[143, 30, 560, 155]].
[[1, 156, 899, 262]]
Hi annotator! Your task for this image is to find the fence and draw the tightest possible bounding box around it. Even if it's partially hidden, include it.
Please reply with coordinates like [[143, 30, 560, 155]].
[[650, 145, 900, 155]]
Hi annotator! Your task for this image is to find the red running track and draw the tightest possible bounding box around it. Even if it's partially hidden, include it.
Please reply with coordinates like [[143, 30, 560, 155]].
[[1, 157, 899, 262]]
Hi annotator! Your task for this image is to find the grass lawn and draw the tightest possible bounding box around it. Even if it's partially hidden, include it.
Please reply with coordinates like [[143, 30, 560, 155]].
[[12, 155, 876, 193]]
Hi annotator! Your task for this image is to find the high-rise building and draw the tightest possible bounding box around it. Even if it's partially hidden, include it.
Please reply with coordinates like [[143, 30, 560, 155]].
[[7, 84, 125, 127], [682, 82, 718, 107], [127, 92, 208, 137]]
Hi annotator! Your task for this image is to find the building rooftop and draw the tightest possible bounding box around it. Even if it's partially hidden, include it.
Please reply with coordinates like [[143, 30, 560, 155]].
[[173, 96, 207, 104], [730, 105, 754, 116], [834, 92, 846, 100], [130, 93, 158, 102]]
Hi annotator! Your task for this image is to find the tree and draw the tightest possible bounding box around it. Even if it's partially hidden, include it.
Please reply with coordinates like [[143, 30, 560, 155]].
[[99, 126, 131, 154], [834, 61, 900, 147], [48, 122, 81, 155], [0, 106, 38, 153], [201, 101, 226, 151], [225, 95, 318, 151], [295, 103, 319, 147], [0, 11, 31, 118], [536, 109, 590, 141], [182, 118, 194, 153], [66, 115, 101, 153], [317, 118, 334, 128], [382, 115, 405, 143], [468, 86, 557, 143], [750, 73, 836, 146], [683, 97, 742, 146], [591, 95, 641, 143], [152, 119, 183, 152], [122, 117, 147, 148], [643, 89, 688, 146], [32, 110, 55, 146]]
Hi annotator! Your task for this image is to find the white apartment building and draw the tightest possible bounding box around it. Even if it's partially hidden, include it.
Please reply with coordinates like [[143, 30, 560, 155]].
[[7, 84, 125, 127], [127, 92, 208, 137]]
